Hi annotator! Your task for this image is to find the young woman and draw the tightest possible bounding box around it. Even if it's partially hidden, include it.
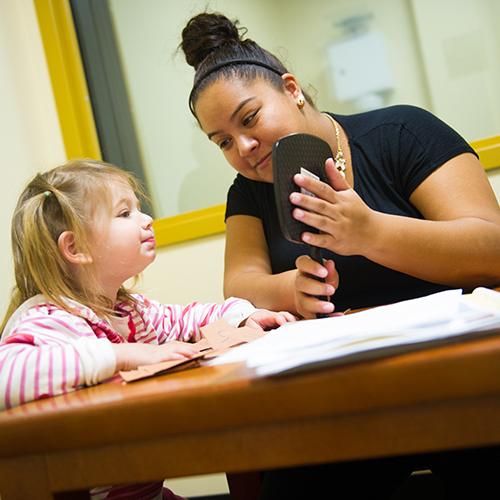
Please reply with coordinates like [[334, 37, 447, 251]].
[[179, 11, 500, 498], [180, 12, 500, 321], [0, 159, 294, 499]]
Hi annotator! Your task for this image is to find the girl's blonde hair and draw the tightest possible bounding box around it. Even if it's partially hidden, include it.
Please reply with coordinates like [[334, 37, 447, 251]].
[[1, 159, 146, 331]]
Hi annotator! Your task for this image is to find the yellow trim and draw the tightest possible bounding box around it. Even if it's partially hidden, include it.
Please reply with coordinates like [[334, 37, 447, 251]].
[[34, 0, 100, 159], [470, 135, 500, 171], [153, 204, 226, 247]]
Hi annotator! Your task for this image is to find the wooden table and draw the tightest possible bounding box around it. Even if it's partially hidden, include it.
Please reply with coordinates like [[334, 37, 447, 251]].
[[1, 332, 500, 499]]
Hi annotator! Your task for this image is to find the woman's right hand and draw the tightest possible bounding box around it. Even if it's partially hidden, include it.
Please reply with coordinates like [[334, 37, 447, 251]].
[[291, 159, 376, 257], [294, 255, 339, 319], [112, 341, 199, 372]]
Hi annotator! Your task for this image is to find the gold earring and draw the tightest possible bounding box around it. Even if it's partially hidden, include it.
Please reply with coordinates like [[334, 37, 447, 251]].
[[297, 95, 305, 108]]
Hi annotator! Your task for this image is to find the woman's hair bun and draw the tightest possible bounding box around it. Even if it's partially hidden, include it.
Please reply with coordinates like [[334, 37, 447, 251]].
[[180, 12, 244, 70]]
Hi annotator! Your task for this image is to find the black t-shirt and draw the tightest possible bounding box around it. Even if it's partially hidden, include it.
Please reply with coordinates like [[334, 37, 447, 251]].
[[225, 105, 477, 311]]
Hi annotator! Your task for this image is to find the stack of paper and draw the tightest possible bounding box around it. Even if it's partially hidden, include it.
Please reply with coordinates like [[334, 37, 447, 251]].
[[207, 288, 500, 377]]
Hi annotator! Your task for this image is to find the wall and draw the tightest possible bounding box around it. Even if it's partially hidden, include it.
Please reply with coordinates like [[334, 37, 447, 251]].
[[279, 0, 430, 114], [410, 0, 500, 141], [0, 0, 66, 317], [487, 0, 500, 196], [140, 234, 225, 303]]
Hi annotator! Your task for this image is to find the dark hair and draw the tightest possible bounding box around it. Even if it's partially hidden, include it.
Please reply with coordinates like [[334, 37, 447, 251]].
[[180, 12, 292, 116]]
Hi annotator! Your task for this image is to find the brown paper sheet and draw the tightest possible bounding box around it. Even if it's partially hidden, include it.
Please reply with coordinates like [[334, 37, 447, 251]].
[[119, 319, 264, 383]]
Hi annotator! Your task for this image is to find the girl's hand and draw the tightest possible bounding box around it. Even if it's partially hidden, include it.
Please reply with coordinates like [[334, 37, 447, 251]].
[[291, 158, 377, 256], [294, 255, 339, 319], [242, 309, 296, 331], [112, 341, 198, 372]]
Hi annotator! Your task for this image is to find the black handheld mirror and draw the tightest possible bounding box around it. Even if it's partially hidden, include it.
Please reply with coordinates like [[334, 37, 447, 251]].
[[272, 133, 333, 318]]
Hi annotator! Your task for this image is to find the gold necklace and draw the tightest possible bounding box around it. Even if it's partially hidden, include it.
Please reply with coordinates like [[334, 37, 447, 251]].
[[323, 113, 346, 177]]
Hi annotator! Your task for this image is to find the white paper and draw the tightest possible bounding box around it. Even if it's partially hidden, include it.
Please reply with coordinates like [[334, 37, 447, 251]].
[[207, 288, 500, 377]]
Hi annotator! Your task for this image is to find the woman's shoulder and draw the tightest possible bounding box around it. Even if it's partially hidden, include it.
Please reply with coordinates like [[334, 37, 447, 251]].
[[335, 105, 467, 151], [374, 104, 443, 128], [226, 174, 274, 219], [370, 104, 433, 118], [229, 173, 271, 192], [334, 104, 437, 131]]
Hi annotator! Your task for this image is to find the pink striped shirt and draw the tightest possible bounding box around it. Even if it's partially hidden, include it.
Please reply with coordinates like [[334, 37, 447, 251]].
[[0, 294, 256, 411]]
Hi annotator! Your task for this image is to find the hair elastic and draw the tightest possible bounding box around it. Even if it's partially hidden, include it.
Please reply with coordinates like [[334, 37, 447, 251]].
[[189, 59, 284, 115], [43, 191, 51, 198]]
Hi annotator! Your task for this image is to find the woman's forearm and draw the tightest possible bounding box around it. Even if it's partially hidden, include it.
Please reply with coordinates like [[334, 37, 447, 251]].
[[224, 269, 298, 313], [363, 213, 500, 287]]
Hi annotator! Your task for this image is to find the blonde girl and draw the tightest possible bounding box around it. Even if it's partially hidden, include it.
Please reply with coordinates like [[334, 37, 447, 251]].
[[0, 160, 293, 499]]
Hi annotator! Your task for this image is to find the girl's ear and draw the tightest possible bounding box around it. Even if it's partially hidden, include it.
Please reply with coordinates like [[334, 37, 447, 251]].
[[281, 73, 302, 100], [58, 231, 92, 265]]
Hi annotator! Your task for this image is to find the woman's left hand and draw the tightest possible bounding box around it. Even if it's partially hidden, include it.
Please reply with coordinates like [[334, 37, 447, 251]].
[[294, 255, 339, 319], [291, 158, 378, 256], [242, 309, 297, 331]]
